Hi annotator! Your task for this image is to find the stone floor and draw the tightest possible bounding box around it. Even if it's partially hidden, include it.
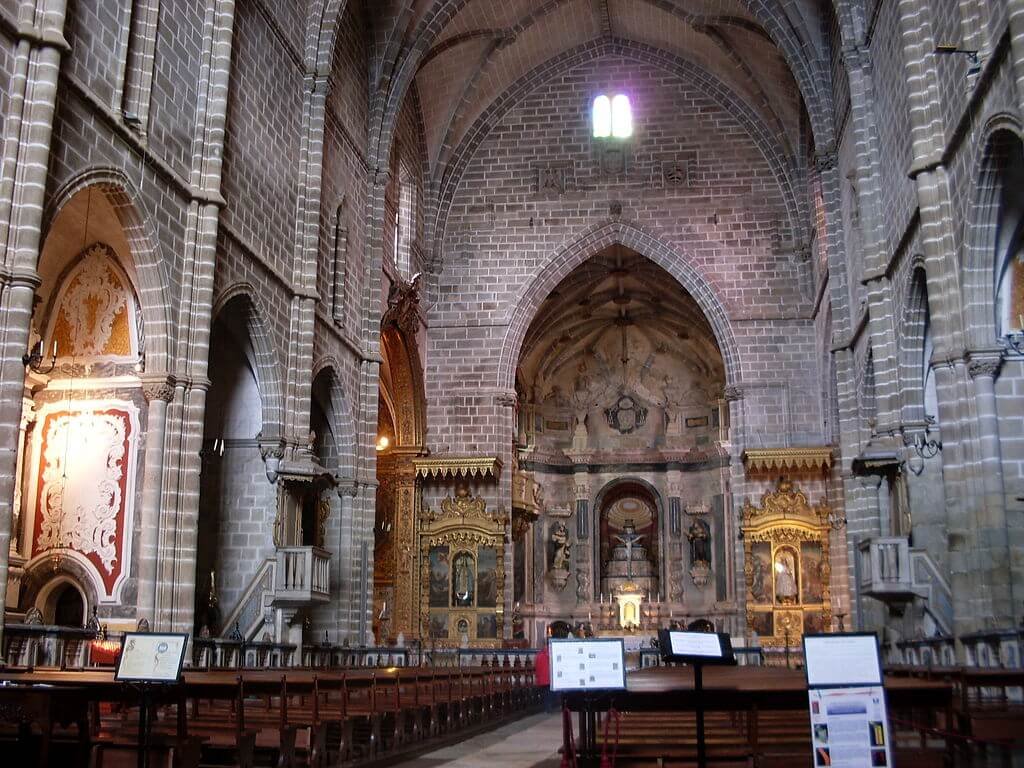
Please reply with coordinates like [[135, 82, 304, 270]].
[[387, 712, 564, 767]]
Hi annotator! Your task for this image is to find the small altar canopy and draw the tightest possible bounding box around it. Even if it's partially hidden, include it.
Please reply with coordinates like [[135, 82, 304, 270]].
[[616, 579, 644, 629], [742, 447, 833, 474], [412, 455, 502, 480]]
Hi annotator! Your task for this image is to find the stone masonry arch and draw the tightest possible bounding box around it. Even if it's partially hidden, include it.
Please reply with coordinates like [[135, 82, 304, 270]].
[[497, 220, 739, 393], [43, 169, 172, 375]]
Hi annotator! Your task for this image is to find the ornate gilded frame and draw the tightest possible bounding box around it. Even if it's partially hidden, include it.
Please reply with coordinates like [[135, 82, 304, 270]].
[[741, 480, 832, 647], [419, 489, 507, 648]]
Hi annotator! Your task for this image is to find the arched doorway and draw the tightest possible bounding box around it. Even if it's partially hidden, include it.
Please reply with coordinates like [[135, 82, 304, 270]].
[[195, 293, 280, 638], [373, 305, 426, 643]]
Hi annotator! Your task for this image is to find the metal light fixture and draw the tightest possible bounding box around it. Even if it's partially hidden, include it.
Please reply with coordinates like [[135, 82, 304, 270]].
[[901, 423, 941, 459], [828, 510, 848, 532], [1004, 330, 1024, 355], [934, 44, 981, 76], [23, 339, 57, 374]]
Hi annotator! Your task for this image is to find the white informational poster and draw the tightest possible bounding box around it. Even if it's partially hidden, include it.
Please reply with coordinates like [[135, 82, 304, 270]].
[[668, 631, 723, 659], [550, 639, 627, 691], [805, 634, 883, 687], [115, 633, 188, 683], [808, 686, 892, 768]]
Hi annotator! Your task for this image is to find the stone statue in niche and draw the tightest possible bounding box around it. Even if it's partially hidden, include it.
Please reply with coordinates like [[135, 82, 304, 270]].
[[551, 522, 571, 570], [687, 519, 711, 565], [549, 522, 571, 591]]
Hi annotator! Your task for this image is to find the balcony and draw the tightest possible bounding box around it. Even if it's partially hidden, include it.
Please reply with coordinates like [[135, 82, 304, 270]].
[[273, 546, 331, 606], [858, 537, 926, 603]]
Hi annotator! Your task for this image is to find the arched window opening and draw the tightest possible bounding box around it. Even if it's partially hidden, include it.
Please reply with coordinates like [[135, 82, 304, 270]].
[[592, 95, 611, 138], [611, 94, 632, 138], [592, 94, 632, 139]]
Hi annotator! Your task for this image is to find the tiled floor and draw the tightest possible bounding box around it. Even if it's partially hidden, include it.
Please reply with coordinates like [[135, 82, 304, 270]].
[[387, 712, 564, 767]]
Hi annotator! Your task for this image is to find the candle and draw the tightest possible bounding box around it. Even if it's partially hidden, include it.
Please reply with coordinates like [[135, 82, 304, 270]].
[[51, 339, 57, 358]]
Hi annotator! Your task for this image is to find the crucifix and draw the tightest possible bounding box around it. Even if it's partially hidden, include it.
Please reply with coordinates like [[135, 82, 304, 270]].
[[615, 521, 645, 579]]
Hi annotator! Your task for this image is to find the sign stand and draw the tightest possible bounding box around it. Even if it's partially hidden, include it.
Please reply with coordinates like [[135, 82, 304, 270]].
[[803, 633, 892, 768], [115, 632, 189, 768], [550, 638, 627, 767], [657, 630, 737, 768]]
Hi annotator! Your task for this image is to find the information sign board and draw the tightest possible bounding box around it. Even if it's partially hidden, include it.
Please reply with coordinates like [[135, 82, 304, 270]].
[[549, 638, 627, 691], [115, 632, 188, 683], [808, 686, 892, 767], [804, 633, 883, 688], [657, 630, 736, 665], [803, 633, 891, 768]]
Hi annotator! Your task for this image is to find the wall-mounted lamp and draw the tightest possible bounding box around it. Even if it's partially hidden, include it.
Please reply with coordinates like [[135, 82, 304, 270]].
[[828, 510, 848, 532], [901, 424, 941, 459], [23, 339, 57, 374], [1004, 328, 1024, 355], [934, 44, 981, 75], [375, 435, 390, 452]]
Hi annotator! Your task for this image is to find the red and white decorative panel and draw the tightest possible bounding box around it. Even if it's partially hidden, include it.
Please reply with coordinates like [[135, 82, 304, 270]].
[[27, 400, 140, 602]]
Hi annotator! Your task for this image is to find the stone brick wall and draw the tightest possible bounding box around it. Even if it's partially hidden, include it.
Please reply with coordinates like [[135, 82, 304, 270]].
[[430, 53, 821, 453]]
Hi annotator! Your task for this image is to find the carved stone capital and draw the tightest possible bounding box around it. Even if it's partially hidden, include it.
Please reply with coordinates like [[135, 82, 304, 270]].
[[967, 353, 1002, 380], [141, 376, 175, 403], [723, 385, 744, 402]]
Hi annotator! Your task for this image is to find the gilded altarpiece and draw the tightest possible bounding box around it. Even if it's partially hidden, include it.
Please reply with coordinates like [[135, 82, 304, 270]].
[[375, 451, 421, 641], [741, 481, 832, 647], [420, 487, 506, 648]]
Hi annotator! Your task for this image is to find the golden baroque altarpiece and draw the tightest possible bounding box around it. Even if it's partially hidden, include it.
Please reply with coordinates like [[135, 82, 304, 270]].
[[419, 486, 507, 648], [741, 480, 832, 647]]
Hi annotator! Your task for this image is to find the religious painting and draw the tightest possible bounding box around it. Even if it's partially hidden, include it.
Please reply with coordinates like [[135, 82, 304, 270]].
[[773, 546, 799, 605], [476, 612, 498, 639], [428, 611, 448, 639], [477, 547, 498, 607], [749, 542, 771, 604], [801, 542, 826, 604], [451, 551, 475, 607], [803, 610, 826, 635], [749, 611, 773, 638], [428, 546, 450, 607]]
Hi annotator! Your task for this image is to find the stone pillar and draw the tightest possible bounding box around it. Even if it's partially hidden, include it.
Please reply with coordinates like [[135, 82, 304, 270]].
[[967, 351, 1013, 626], [136, 375, 174, 624], [0, 1, 69, 649], [1009, 0, 1024, 118], [333, 479, 359, 638]]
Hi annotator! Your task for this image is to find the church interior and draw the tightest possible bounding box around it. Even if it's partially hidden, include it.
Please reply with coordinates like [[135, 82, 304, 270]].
[[1, 0, 1024, 764]]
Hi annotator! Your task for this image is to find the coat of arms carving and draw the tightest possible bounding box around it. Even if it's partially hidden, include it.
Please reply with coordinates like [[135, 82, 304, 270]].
[[604, 394, 647, 434]]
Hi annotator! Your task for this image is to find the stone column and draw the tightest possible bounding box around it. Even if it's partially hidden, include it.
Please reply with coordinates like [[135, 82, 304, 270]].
[[136, 375, 174, 624], [1009, 0, 1024, 118], [0, 1, 69, 649], [333, 479, 359, 638], [967, 351, 1013, 626]]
